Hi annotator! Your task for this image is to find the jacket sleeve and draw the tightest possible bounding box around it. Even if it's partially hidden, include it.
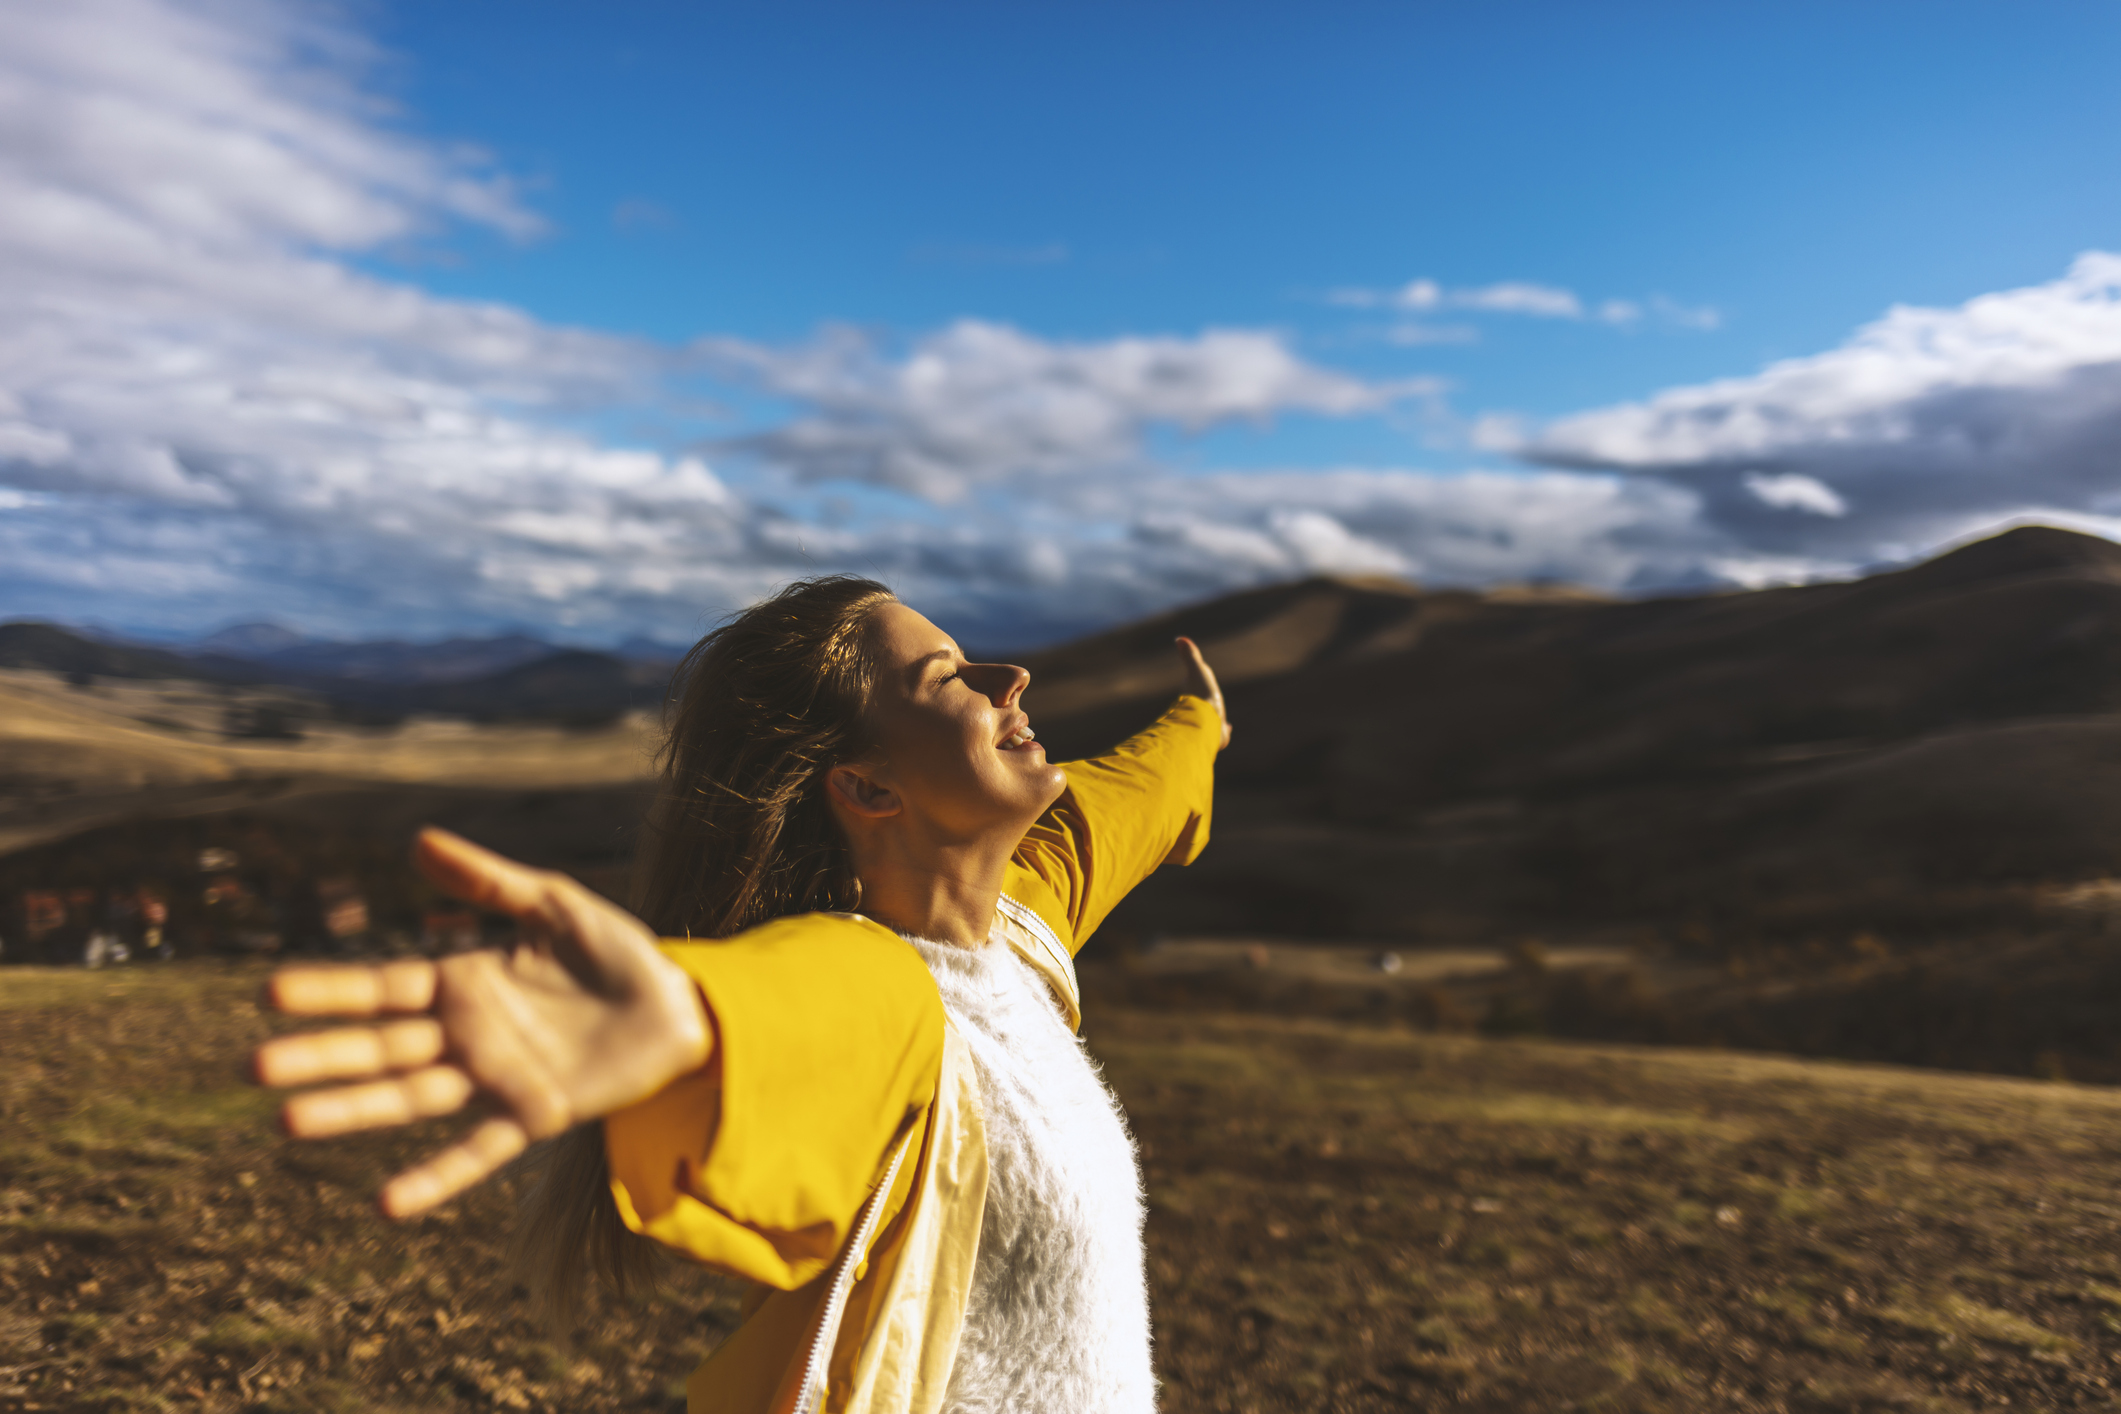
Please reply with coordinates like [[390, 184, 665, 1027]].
[[603, 912, 945, 1290], [1008, 693, 1222, 954]]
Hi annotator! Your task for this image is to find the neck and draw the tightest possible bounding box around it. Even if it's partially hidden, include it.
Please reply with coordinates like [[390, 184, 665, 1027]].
[[848, 826, 1017, 948]]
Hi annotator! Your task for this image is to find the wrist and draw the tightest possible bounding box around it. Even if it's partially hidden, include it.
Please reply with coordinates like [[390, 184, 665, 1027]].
[[651, 950, 716, 1078]]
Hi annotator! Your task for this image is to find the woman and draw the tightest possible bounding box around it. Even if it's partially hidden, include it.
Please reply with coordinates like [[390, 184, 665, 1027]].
[[254, 575, 1231, 1414]]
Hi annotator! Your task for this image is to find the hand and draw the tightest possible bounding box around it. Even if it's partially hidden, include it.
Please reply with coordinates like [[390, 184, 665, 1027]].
[[253, 827, 713, 1219], [1175, 637, 1233, 750]]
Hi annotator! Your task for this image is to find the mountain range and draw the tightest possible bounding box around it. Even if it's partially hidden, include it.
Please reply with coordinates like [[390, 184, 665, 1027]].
[[10, 524, 2121, 954], [192, 625, 558, 683], [1012, 524, 2121, 948], [0, 620, 680, 723]]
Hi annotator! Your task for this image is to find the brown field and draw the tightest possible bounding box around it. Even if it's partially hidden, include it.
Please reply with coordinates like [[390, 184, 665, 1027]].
[[11, 966, 2121, 1411], [0, 668, 655, 860], [0, 670, 657, 794]]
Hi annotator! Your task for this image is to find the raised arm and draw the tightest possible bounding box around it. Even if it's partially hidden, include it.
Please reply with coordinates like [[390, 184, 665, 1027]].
[[1008, 638, 1230, 951]]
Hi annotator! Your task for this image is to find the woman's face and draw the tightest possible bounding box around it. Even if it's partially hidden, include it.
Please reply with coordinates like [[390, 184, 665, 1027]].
[[847, 602, 1067, 839]]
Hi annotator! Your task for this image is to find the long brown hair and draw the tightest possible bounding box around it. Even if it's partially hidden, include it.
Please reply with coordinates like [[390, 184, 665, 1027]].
[[514, 574, 897, 1328]]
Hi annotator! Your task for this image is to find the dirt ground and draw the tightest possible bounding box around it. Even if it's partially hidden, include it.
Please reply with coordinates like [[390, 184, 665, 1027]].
[[12, 965, 2121, 1411]]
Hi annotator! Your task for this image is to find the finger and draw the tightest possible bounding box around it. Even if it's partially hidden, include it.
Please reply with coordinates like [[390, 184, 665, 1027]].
[[280, 1064, 475, 1139], [413, 827, 567, 928], [1174, 636, 1217, 687], [423, 828, 664, 984], [270, 961, 437, 1018], [254, 1019, 446, 1088], [379, 1116, 529, 1219], [1173, 637, 1229, 736]]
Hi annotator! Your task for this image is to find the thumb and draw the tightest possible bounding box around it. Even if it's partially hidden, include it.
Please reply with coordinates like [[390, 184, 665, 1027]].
[[413, 828, 567, 932]]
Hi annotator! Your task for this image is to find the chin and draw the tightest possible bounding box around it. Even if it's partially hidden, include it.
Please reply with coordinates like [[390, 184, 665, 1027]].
[[1029, 759, 1068, 808], [981, 748, 1066, 819]]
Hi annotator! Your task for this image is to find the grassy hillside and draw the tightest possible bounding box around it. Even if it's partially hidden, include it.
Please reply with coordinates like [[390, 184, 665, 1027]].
[[0, 667, 657, 860], [12, 965, 2121, 1411]]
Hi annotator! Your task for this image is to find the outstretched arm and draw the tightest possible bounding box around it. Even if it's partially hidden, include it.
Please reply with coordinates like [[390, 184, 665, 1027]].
[[1008, 638, 1229, 949], [253, 828, 713, 1219]]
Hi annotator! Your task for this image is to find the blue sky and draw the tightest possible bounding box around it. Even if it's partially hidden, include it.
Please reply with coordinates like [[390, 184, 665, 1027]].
[[5, 0, 2121, 646], [374, 1, 2121, 412]]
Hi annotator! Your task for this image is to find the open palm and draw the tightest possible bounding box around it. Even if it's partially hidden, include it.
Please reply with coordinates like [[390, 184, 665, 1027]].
[[254, 829, 711, 1218]]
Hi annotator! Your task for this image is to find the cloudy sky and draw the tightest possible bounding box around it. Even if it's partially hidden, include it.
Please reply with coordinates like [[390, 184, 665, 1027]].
[[6, 0, 2121, 648]]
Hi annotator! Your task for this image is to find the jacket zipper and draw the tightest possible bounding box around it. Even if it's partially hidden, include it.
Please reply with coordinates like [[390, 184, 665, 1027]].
[[791, 899, 1050, 1411], [994, 893, 1074, 995], [793, 1133, 912, 1414]]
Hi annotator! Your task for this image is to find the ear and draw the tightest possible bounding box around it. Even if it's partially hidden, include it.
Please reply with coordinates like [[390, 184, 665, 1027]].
[[826, 763, 901, 821]]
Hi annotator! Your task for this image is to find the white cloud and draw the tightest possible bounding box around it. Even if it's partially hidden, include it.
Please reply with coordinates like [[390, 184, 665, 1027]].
[[1133, 467, 1715, 592], [1525, 252, 2121, 553], [1332, 277, 1580, 317], [16, 0, 2084, 652], [758, 465, 1726, 645], [701, 320, 1423, 501], [0, 0, 541, 254], [1648, 294, 1721, 331], [1388, 279, 1441, 310], [0, 0, 776, 639], [0, 0, 1478, 645], [1454, 281, 1584, 318], [1745, 472, 1847, 518], [1328, 278, 1713, 329]]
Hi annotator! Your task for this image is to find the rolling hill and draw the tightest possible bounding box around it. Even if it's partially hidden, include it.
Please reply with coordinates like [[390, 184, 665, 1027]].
[[1012, 524, 2121, 947]]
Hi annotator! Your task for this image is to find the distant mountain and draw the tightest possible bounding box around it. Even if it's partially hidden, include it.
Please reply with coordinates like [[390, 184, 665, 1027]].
[[1012, 525, 2121, 948], [245, 633, 559, 684], [195, 622, 307, 657], [0, 622, 262, 684], [614, 634, 691, 664], [180, 623, 565, 684], [0, 619, 673, 723], [337, 648, 675, 723]]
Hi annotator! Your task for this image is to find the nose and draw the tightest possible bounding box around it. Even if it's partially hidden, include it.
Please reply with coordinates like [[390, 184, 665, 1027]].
[[969, 661, 1030, 709]]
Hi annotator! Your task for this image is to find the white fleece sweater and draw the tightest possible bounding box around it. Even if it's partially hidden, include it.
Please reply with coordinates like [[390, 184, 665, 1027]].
[[903, 934, 1157, 1414]]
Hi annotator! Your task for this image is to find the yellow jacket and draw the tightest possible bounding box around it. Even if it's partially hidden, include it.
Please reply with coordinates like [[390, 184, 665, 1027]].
[[605, 695, 1221, 1414]]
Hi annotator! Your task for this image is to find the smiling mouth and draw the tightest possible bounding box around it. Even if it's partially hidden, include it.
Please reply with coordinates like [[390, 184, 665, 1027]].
[[999, 721, 1038, 751]]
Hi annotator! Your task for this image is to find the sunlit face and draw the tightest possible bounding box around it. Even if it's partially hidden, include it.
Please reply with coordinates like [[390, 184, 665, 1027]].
[[849, 602, 1066, 840]]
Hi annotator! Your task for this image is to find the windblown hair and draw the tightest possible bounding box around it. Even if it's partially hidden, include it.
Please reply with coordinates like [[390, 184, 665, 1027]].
[[514, 574, 898, 1329]]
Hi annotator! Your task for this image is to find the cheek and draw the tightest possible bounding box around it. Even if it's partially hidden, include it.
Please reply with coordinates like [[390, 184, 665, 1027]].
[[878, 696, 1052, 818], [881, 700, 994, 793], [951, 713, 1045, 806]]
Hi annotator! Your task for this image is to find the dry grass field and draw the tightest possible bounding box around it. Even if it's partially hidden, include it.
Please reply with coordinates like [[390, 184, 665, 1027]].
[[0, 670, 658, 795], [0, 668, 657, 861], [12, 965, 2121, 1411]]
